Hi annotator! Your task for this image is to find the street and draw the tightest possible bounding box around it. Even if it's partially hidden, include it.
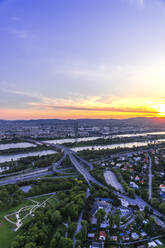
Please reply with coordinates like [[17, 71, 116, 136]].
[[148, 154, 152, 201]]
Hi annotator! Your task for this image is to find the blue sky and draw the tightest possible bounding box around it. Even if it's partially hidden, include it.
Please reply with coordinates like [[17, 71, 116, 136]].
[[1, 0, 165, 119]]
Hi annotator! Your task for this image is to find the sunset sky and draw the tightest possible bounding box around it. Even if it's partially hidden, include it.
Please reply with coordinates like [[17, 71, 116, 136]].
[[1, 0, 165, 119]]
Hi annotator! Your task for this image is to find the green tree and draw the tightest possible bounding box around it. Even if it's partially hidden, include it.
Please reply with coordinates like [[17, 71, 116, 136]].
[[108, 213, 114, 228], [140, 189, 148, 201], [58, 237, 73, 248], [114, 214, 120, 228], [81, 220, 88, 241], [96, 208, 106, 226], [76, 231, 82, 240], [151, 198, 160, 208], [67, 204, 79, 220], [75, 240, 82, 248], [128, 188, 135, 198], [144, 216, 155, 234], [159, 202, 165, 214], [50, 238, 57, 248], [24, 243, 37, 248], [68, 222, 76, 238], [144, 206, 149, 217], [135, 211, 145, 226], [51, 210, 62, 225], [11, 241, 21, 248]]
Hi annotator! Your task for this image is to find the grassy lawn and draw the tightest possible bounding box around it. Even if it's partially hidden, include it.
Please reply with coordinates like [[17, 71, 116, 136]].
[[0, 221, 15, 248]]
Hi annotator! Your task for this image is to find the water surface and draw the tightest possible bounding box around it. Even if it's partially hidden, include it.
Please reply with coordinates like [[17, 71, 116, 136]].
[[0, 142, 36, 150], [45, 131, 165, 144], [0, 150, 56, 163]]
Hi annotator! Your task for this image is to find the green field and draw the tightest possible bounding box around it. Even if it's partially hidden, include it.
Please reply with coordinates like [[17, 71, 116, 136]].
[[0, 222, 15, 248]]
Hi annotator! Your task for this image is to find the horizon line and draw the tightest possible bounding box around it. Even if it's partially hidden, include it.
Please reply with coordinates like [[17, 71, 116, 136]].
[[1, 116, 165, 121]]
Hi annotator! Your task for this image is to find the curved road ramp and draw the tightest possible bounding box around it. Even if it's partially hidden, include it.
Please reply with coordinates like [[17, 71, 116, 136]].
[[104, 170, 124, 193]]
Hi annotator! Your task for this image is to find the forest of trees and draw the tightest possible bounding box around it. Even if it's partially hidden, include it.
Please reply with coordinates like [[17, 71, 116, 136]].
[[0, 184, 24, 210], [11, 180, 87, 248]]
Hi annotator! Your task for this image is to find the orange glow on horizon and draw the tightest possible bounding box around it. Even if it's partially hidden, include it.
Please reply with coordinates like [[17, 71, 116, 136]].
[[0, 105, 163, 120]]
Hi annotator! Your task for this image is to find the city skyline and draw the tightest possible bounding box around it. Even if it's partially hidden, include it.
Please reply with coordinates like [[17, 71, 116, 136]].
[[1, 0, 165, 119]]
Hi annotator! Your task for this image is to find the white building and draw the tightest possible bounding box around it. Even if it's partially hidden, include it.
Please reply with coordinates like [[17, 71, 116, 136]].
[[130, 182, 139, 189], [131, 232, 139, 240], [148, 241, 157, 247]]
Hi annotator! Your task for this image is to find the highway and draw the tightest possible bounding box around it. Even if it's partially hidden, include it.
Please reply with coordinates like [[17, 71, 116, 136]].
[[52, 153, 67, 172], [0, 170, 53, 186], [69, 152, 91, 187], [69, 152, 107, 188], [0, 139, 104, 188], [0, 163, 76, 186], [1, 138, 164, 220], [148, 154, 152, 201], [38, 139, 106, 188], [73, 152, 93, 170]]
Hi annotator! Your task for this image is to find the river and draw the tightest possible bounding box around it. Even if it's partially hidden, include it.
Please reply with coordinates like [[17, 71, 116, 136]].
[[1, 131, 165, 163], [0, 141, 150, 163], [71, 141, 150, 152], [0, 142, 36, 150], [45, 131, 165, 144], [0, 150, 56, 163], [71, 139, 165, 152], [1, 131, 165, 149]]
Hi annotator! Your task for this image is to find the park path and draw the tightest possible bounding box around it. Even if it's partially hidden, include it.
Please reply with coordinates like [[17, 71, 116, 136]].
[[4, 196, 55, 231]]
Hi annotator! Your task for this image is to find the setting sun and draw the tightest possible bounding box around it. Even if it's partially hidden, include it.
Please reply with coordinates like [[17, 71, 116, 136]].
[[153, 104, 165, 116]]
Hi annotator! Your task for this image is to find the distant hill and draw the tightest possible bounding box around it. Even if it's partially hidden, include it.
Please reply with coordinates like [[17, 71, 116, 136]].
[[0, 117, 165, 128]]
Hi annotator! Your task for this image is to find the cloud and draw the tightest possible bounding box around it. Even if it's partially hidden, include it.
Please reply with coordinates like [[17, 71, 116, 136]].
[[126, 0, 165, 7], [125, 0, 144, 7], [2, 88, 43, 100], [138, 0, 144, 6], [4, 86, 159, 115], [11, 29, 28, 39], [0, 86, 161, 119], [2, 77, 163, 118], [29, 95, 158, 115], [0, 88, 44, 108], [30, 104, 158, 114]]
